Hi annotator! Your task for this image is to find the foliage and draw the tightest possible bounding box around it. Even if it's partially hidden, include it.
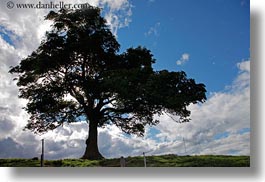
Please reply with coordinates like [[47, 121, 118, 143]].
[[9, 5, 206, 135], [9, 4, 207, 159], [0, 155, 250, 167]]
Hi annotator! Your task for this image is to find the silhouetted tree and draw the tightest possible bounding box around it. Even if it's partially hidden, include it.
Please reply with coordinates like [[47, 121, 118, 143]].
[[9, 5, 206, 160]]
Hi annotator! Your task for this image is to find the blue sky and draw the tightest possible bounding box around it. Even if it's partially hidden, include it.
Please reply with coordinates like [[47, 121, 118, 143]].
[[0, 0, 250, 159], [118, 0, 250, 93], [116, 0, 250, 145]]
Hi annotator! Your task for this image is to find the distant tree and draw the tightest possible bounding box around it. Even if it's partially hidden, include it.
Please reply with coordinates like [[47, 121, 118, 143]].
[[9, 5, 206, 160]]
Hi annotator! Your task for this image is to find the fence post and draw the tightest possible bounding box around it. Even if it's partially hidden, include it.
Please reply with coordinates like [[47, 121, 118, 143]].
[[41, 139, 44, 167], [143, 152, 146, 168], [120, 156, 126, 167]]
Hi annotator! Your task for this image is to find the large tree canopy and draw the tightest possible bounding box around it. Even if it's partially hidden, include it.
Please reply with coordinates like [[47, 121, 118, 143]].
[[9, 5, 206, 159]]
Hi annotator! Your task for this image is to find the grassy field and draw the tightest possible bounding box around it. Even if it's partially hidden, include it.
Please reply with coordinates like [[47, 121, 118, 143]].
[[0, 154, 250, 167]]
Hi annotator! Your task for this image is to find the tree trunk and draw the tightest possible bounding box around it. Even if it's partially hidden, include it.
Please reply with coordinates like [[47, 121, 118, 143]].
[[82, 120, 104, 160]]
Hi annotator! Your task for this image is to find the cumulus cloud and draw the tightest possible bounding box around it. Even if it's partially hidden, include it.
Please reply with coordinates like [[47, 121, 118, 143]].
[[145, 22, 161, 37], [0, 0, 133, 159], [233, 59, 250, 91], [176, 53, 190, 65], [97, 61, 249, 157], [0, 60, 250, 159], [0, 36, 251, 159], [95, 59, 250, 158], [151, 60, 250, 156], [99, 0, 133, 35], [0, 138, 29, 158], [0, 0, 250, 159], [0, 115, 15, 138]]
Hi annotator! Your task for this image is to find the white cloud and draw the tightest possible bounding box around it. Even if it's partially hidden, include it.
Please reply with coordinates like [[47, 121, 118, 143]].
[[82, 61, 250, 157], [0, 0, 250, 159], [0, 59, 251, 159], [152, 60, 250, 156], [99, 0, 133, 36], [145, 22, 161, 37], [237, 59, 250, 72], [0, 0, 133, 159], [227, 59, 250, 92], [176, 53, 190, 65]]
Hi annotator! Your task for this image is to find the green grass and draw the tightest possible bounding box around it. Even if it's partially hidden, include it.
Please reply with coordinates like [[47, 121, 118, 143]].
[[0, 155, 250, 167], [0, 158, 40, 167]]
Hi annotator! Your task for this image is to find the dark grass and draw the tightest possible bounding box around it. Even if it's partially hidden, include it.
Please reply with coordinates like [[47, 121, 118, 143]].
[[0, 155, 250, 167]]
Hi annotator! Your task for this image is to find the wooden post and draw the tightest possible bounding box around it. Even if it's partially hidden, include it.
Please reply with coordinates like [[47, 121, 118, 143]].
[[41, 139, 44, 167], [143, 152, 146, 168], [120, 156, 126, 167]]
